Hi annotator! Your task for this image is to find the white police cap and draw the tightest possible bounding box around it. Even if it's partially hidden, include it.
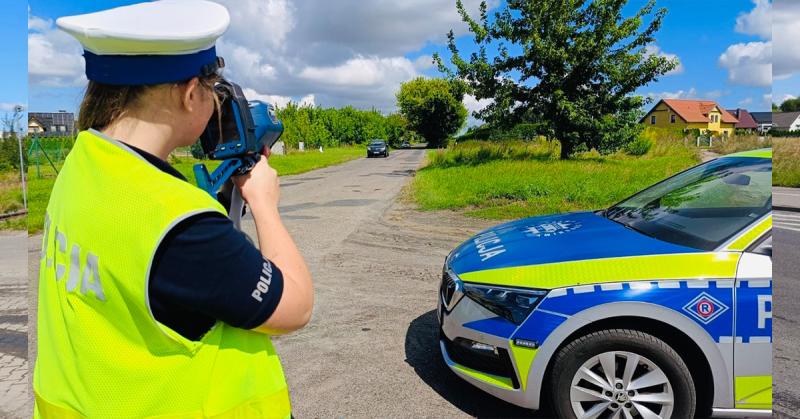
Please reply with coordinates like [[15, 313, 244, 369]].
[[56, 0, 230, 86]]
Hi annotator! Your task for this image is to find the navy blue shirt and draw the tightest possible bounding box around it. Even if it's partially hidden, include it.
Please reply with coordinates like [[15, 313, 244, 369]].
[[128, 144, 284, 341]]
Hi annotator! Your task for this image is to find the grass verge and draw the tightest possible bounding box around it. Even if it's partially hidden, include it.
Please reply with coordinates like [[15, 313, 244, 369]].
[[774, 137, 800, 187], [410, 138, 700, 220], [0, 171, 26, 231], [27, 147, 364, 234], [711, 134, 772, 155]]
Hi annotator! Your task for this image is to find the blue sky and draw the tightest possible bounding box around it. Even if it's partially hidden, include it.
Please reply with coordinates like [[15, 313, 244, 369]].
[[0, 0, 28, 130], [29, 0, 774, 123]]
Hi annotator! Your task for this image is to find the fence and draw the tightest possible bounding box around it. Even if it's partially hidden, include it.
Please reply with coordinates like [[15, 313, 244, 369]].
[[28, 135, 75, 178]]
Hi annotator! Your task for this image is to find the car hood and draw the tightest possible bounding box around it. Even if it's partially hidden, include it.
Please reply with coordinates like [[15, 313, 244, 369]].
[[448, 211, 700, 276]]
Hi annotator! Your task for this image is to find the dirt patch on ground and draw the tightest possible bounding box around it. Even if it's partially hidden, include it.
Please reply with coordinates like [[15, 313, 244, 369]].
[[271, 199, 544, 418]]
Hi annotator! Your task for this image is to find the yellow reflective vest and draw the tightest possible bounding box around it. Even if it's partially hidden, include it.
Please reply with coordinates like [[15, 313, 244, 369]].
[[34, 129, 291, 419]]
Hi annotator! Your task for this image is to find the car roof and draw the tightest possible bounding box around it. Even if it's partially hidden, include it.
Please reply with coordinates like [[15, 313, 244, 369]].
[[723, 148, 771, 159]]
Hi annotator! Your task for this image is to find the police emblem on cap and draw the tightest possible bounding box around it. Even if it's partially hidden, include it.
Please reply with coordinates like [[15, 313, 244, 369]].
[[56, 0, 230, 85]]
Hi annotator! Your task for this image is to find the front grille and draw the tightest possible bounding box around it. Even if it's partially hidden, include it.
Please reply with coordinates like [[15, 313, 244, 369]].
[[441, 333, 520, 389], [440, 271, 457, 310]]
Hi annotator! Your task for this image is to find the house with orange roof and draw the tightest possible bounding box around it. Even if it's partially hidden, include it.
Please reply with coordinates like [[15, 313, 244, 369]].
[[639, 99, 739, 136]]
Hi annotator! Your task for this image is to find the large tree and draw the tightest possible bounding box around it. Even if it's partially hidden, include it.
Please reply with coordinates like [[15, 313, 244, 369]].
[[396, 77, 468, 148], [435, 0, 677, 158]]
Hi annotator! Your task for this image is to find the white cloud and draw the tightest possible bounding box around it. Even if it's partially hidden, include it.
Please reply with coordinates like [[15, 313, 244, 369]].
[[645, 45, 684, 75], [773, 0, 800, 79], [241, 88, 315, 109], [735, 0, 772, 40], [717, 41, 772, 88], [778, 93, 796, 105], [643, 88, 733, 104], [300, 56, 417, 86], [761, 93, 773, 108], [214, 0, 295, 51], [28, 7, 85, 88], [738, 97, 753, 106], [414, 55, 435, 71], [28, 5, 51, 32], [29, 0, 503, 113], [645, 88, 698, 102], [462, 94, 493, 127]]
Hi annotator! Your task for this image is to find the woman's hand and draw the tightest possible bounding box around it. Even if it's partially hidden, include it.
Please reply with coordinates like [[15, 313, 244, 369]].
[[232, 149, 279, 210]]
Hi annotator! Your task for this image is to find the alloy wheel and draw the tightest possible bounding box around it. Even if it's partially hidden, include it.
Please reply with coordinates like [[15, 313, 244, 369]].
[[569, 351, 674, 419]]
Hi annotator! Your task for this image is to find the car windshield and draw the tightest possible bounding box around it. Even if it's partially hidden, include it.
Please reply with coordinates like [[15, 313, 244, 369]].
[[370, 141, 385, 146], [605, 156, 771, 251]]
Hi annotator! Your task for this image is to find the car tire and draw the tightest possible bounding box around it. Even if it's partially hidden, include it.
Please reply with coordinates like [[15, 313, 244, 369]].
[[549, 329, 695, 419]]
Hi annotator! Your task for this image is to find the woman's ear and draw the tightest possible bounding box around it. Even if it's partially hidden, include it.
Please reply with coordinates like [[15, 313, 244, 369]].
[[181, 77, 202, 113]]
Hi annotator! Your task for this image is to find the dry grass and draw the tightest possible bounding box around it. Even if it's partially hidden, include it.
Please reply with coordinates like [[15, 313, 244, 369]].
[[711, 134, 772, 156], [774, 137, 800, 187], [0, 171, 24, 214]]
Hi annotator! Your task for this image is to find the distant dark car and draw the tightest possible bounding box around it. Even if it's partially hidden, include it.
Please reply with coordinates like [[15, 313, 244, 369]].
[[367, 139, 389, 158], [401, 141, 410, 149]]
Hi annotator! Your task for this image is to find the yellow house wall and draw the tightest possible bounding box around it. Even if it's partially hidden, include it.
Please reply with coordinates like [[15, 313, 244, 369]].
[[703, 108, 734, 136], [642, 104, 736, 136]]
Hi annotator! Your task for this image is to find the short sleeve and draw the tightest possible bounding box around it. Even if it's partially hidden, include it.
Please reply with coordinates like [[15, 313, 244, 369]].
[[148, 212, 284, 339]]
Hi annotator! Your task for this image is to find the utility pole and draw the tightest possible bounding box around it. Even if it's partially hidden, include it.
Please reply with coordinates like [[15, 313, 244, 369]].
[[13, 105, 26, 210]]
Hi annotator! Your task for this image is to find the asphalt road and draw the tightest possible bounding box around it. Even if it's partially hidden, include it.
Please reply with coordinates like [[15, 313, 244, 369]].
[[774, 211, 800, 419], [774, 186, 800, 212]]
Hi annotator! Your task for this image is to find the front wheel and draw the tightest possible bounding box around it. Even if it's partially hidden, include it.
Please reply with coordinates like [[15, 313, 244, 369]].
[[549, 329, 695, 419]]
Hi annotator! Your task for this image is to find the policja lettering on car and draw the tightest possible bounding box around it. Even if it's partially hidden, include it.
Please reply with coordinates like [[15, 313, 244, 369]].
[[473, 231, 506, 262]]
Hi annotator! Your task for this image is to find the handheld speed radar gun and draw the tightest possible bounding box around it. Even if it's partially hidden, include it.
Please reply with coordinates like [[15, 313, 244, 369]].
[[194, 78, 284, 229]]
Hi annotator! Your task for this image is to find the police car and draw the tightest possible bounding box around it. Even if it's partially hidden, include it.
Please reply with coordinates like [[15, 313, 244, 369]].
[[438, 149, 772, 418]]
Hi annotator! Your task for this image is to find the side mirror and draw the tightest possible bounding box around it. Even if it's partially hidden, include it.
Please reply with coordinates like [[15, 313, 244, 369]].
[[751, 236, 772, 257]]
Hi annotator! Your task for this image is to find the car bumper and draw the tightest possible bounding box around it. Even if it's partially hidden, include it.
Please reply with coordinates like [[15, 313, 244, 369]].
[[438, 271, 535, 409]]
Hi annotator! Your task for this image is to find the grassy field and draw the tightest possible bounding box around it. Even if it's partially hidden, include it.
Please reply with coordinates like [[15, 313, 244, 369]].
[[409, 137, 701, 220], [711, 133, 772, 155], [774, 137, 800, 187], [27, 147, 364, 234], [0, 171, 26, 230]]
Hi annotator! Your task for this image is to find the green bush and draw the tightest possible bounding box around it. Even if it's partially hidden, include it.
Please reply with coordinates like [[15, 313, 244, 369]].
[[770, 130, 800, 138], [190, 139, 206, 159], [626, 130, 655, 156]]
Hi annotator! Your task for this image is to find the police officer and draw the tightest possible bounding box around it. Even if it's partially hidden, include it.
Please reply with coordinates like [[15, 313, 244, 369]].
[[33, 1, 313, 418]]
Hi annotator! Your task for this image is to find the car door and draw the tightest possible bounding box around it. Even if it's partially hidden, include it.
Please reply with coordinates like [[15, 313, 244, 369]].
[[733, 234, 772, 410]]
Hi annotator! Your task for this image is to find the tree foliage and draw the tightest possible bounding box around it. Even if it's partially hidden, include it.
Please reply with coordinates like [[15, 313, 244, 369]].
[[0, 113, 26, 172], [435, 0, 677, 158], [396, 77, 468, 148], [273, 103, 412, 149], [779, 97, 800, 112]]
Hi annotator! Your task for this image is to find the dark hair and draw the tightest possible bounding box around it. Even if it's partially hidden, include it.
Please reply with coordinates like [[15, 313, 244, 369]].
[[77, 74, 221, 131]]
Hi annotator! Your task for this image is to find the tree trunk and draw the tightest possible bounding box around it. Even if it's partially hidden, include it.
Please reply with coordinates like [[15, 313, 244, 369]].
[[559, 139, 573, 160]]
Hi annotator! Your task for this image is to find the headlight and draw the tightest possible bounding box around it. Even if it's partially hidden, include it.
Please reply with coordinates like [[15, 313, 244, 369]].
[[462, 283, 548, 325]]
